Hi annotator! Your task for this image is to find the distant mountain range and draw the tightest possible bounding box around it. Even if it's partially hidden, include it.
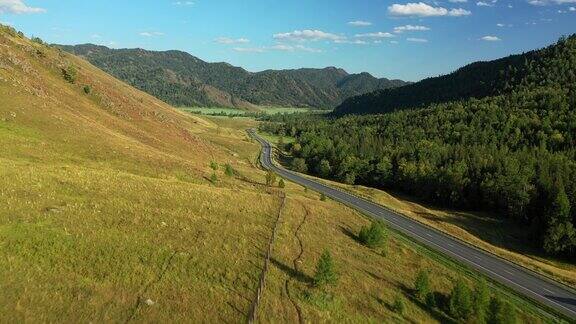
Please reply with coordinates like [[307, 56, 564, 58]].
[[334, 43, 547, 115], [58, 44, 408, 109]]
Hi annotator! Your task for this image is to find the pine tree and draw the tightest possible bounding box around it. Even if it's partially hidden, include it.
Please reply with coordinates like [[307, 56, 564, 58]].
[[414, 270, 431, 301], [313, 250, 337, 288], [225, 163, 234, 177], [449, 279, 473, 320], [278, 179, 286, 188]]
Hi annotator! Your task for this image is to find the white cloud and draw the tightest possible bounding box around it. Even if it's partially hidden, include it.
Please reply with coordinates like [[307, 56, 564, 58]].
[[273, 29, 344, 42], [570, 5, 576, 9], [528, 0, 576, 5], [270, 44, 322, 53], [233, 47, 265, 53], [393, 25, 430, 33], [0, 0, 45, 14], [477, 1, 494, 6], [390, 40, 399, 44], [91, 34, 102, 39], [355, 32, 395, 38], [449, 0, 468, 2], [0, 20, 12, 25], [139, 31, 164, 37], [348, 20, 372, 27], [215, 37, 250, 44], [388, 2, 471, 17], [173, 1, 194, 5], [481, 35, 501, 41], [335, 39, 369, 45], [496, 23, 505, 26], [407, 37, 428, 42]]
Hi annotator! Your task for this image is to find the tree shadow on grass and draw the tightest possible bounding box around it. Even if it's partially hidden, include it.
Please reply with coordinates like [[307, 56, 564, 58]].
[[385, 283, 456, 324], [339, 225, 362, 244], [270, 257, 313, 284]]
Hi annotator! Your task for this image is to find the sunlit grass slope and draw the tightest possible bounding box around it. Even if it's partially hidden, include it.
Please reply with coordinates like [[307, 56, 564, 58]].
[[0, 26, 279, 322]]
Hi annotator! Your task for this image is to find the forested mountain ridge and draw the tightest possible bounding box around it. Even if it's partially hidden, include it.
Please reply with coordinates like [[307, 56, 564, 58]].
[[261, 35, 576, 257], [58, 44, 407, 109], [334, 35, 572, 115]]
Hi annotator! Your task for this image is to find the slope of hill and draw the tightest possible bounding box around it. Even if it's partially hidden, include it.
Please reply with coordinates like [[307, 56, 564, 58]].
[[58, 44, 407, 109], [0, 25, 561, 323], [334, 39, 554, 115]]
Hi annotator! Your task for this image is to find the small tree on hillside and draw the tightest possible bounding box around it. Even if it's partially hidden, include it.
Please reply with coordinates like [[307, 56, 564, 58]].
[[62, 66, 77, 84], [210, 161, 219, 171], [225, 163, 234, 177], [278, 179, 286, 188], [210, 172, 218, 184], [265, 171, 277, 187], [83, 85, 92, 94], [358, 221, 388, 249], [314, 250, 337, 288], [473, 279, 491, 322], [320, 193, 327, 201], [414, 270, 431, 302], [488, 297, 517, 324], [292, 158, 308, 173], [449, 279, 473, 320]]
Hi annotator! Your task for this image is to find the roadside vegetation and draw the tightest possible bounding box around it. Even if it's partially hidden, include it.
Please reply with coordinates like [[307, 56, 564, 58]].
[[258, 35, 576, 287]]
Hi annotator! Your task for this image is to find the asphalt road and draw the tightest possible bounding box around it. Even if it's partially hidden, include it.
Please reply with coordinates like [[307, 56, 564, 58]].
[[248, 129, 576, 320]]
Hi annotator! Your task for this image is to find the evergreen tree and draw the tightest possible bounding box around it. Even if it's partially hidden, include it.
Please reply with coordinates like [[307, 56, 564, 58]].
[[449, 279, 473, 320], [314, 250, 337, 288], [225, 163, 234, 177], [358, 221, 388, 249], [414, 270, 430, 302], [279, 179, 286, 188]]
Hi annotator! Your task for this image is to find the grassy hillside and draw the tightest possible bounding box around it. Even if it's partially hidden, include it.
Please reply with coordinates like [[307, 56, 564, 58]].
[[0, 25, 563, 323], [333, 35, 575, 115], [58, 44, 407, 109]]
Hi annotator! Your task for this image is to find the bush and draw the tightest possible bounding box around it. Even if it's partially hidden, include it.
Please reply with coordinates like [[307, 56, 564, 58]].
[[83, 85, 92, 94], [278, 179, 285, 188], [414, 270, 430, 301], [210, 161, 218, 171], [62, 66, 77, 83], [449, 279, 473, 320], [393, 295, 406, 315], [265, 171, 277, 186], [224, 163, 234, 177], [488, 297, 517, 324], [473, 279, 491, 322], [292, 158, 308, 173], [313, 250, 337, 288], [210, 173, 218, 184], [31, 36, 44, 45], [358, 221, 388, 249], [320, 193, 327, 201]]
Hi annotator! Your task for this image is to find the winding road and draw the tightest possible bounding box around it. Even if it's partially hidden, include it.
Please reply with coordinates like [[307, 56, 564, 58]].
[[248, 129, 576, 320]]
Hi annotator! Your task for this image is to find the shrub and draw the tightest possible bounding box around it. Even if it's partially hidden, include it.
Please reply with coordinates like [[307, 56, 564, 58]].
[[224, 163, 234, 177], [83, 85, 92, 94], [31, 36, 44, 45], [265, 171, 276, 187], [210, 161, 218, 171], [210, 173, 218, 184], [449, 279, 473, 320], [320, 193, 327, 201], [62, 66, 77, 83], [292, 158, 308, 173], [313, 250, 337, 288], [358, 221, 388, 249], [393, 295, 406, 315], [473, 279, 491, 322], [278, 179, 285, 188], [488, 297, 517, 324], [414, 270, 430, 301]]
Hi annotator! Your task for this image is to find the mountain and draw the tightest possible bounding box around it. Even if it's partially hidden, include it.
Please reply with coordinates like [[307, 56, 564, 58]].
[[58, 44, 407, 109], [333, 41, 552, 115]]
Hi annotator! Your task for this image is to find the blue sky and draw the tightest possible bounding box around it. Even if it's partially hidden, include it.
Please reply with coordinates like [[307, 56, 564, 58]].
[[0, 0, 575, 81]]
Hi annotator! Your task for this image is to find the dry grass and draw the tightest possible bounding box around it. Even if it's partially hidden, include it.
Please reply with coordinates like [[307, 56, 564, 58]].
[[313, 180, 576, 289]]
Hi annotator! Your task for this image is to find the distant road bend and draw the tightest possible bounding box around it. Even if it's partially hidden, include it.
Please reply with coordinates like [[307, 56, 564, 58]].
[[248, 129, 576, 320]]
